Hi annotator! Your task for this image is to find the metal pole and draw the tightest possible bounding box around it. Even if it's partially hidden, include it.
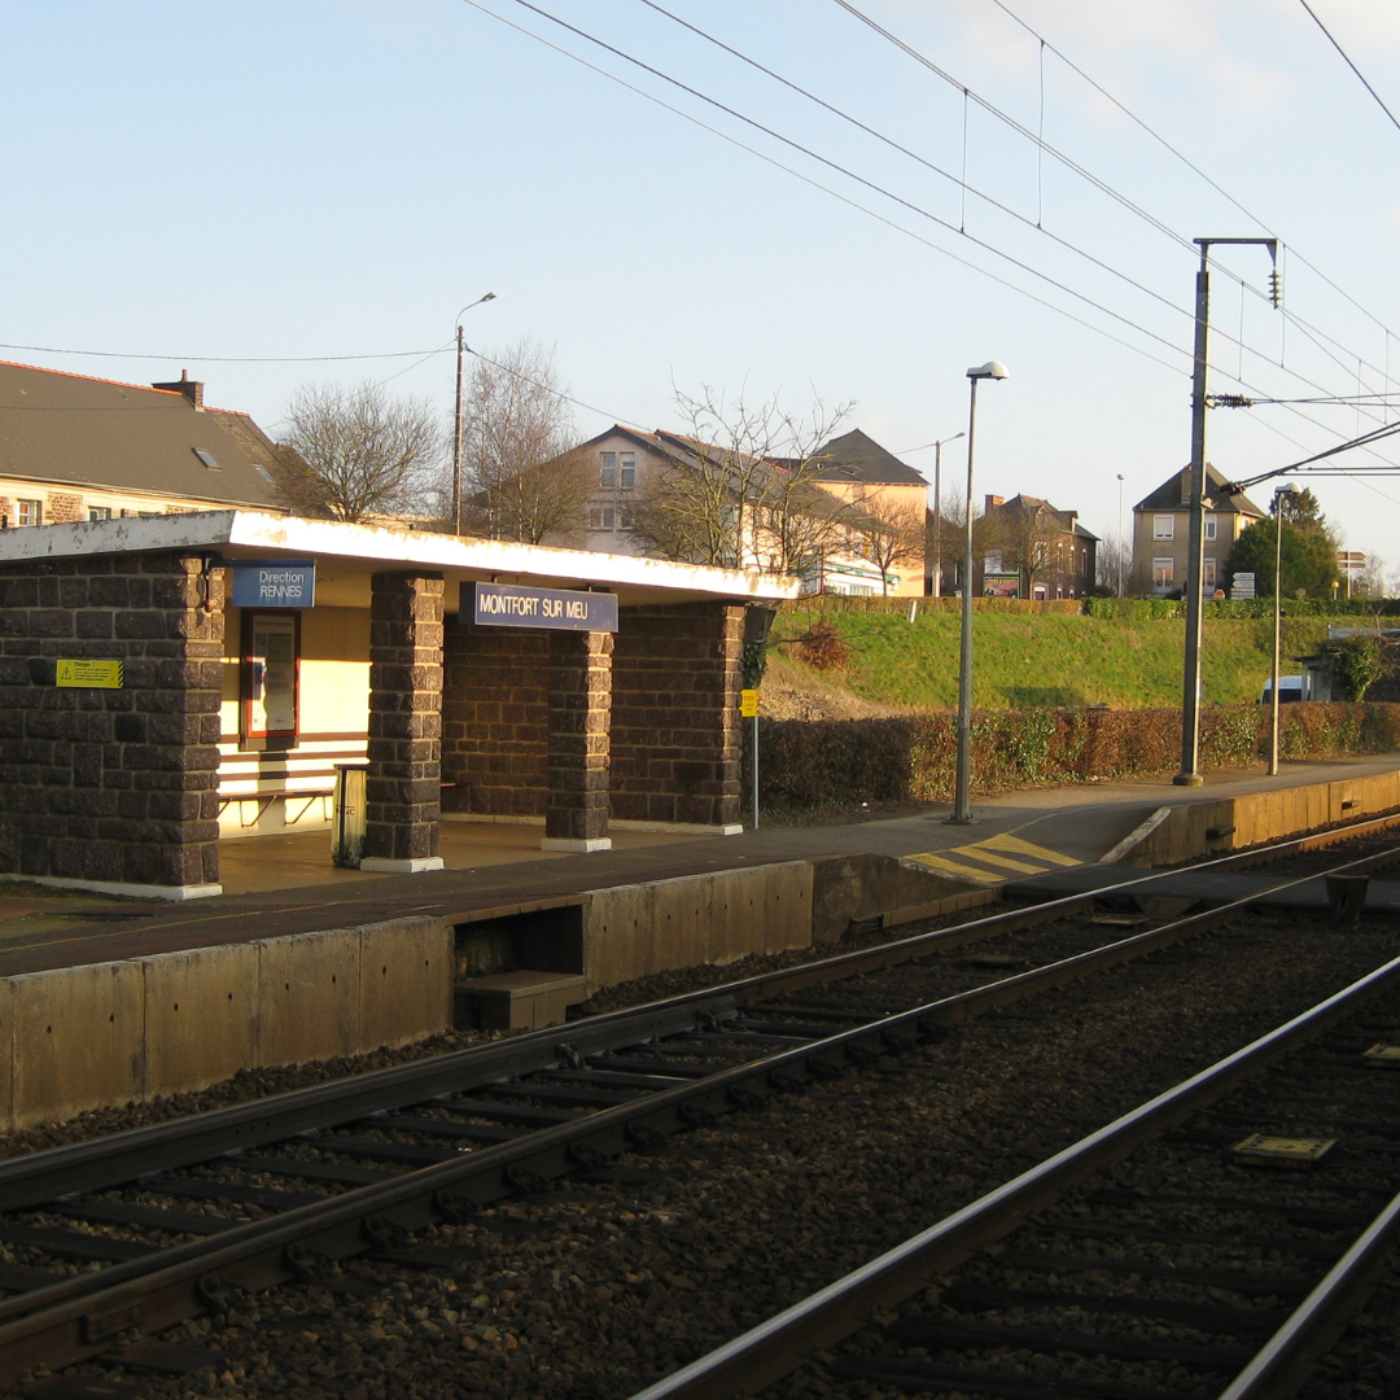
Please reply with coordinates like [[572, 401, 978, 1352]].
[[950, 377, 980, 824], [452, 323, 465, 537], [1270, 498, 1283, 776], [1174, 248, 1211, 787], [932, 440, 943, 599], [751, 712, 760, 829], [1116, 473, 1125, 596]]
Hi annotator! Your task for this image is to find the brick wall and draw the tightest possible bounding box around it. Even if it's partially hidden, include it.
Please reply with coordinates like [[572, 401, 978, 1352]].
[[365, 572, 444, 865], [612, 602, 743, 826], [47, 493, 84, 524], [0, 552, 223, 889], [441, 618, 549, 816]]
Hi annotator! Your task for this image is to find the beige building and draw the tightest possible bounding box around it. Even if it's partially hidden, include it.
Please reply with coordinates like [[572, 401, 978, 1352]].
[[1129, 465, 1266, 596], [571, 424, 926, 596], [0, 361, 284, 526]]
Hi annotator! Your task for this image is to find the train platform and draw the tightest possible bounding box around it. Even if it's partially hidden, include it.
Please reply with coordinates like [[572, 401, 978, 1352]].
[[0, 753, 1395, 980]]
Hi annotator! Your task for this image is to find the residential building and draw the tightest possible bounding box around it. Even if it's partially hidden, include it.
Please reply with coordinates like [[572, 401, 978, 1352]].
[[0, 361, 285, 524], [974, 493, 1099, 599], [1129, 465, 1266, 596], [564, 424, 910, 594]]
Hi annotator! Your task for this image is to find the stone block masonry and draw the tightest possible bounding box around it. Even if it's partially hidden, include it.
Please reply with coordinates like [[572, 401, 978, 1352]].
[[0, 552, 223, 897], [545, 629, 613, 849], [441, 618, 548, 817], [611, 601, 744, 828], [363, 572, 445, 873]]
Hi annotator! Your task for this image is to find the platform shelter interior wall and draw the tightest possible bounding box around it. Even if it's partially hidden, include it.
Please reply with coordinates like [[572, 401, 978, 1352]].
[[217, 601, 371, 838]]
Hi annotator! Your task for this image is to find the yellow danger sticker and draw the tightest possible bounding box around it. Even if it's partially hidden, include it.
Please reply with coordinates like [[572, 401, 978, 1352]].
[[740, 689, 759, 718], [56, 659, 124, 689]]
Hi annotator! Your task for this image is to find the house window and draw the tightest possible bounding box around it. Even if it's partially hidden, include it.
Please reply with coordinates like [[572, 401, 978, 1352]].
[[88, 506, 112, 522], [1153, 557, 1174, 589], [618, 504, 635, 530], [619, 452, 635, 489], [1204, 514, 1217, 542], [241, 611, 300, 744], [599, 452, 616, 489], [590, 503, 616, 531], [1204, 558, 1217, 588], [1153, 515, 1174, 540], [15, 500, 42, 527]]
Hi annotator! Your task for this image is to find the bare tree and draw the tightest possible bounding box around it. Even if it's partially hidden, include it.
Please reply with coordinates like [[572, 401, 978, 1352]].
[[853, 494, 927, 595], [1096, 535, 1131, 595], [457, 341, 591, 544], [982, 497, 1065, 597], [629, 385, 854, 577], [274, 381, 443, 521]]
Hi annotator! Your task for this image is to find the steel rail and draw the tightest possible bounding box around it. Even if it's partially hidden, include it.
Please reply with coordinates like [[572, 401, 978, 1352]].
[[0, 839, 1387, 1386], [627, 951, 1400, 1400], [1217, 1188, 1400, 1399], [1, 805, 1392, 1215], [0, 821, 1393, 1386]]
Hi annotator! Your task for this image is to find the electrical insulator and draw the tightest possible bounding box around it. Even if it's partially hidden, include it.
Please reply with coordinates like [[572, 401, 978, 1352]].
[[1269, 269, 1282, 308]]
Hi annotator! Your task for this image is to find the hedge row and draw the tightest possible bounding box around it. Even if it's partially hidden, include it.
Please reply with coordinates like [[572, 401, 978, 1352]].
[[780, 595, 1398, 621], [1085, 597, 1400, 622], [751, 701, 1400, 811]]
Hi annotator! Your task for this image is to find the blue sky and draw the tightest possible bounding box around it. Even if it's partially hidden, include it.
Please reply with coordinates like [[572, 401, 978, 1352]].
[[4, 0, 1399, 572]]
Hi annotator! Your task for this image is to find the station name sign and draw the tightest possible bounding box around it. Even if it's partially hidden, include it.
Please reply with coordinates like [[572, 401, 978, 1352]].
[[471, 582, 618, 632], [230, 560, 316, 609]]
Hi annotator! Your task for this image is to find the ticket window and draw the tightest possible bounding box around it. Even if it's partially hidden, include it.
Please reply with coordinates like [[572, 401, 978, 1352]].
[[242, 611, 300, 748]]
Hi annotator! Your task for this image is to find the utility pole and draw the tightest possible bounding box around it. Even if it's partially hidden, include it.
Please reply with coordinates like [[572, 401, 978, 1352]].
[[929, 431, 964, 598], [450, 292, 497, 537], [1174, 239, 1278, 787]]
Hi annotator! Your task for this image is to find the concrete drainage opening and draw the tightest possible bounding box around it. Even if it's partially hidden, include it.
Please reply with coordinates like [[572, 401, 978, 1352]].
[[453, 903, 587, 1032]]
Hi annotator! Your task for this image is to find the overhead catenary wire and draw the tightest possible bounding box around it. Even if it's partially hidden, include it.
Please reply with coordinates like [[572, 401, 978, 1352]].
[[1297, 0, 1400, 136], [498, 0, 1200, 370], [460, 0, 1190, 377], [476, 0, 1400, 482]]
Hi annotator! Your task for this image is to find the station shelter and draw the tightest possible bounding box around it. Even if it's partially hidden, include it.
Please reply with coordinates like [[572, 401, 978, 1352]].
[[0, 511, 795, 899]]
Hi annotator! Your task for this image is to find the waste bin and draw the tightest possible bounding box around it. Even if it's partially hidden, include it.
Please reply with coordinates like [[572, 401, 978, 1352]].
[[332, 763, 369, 868]]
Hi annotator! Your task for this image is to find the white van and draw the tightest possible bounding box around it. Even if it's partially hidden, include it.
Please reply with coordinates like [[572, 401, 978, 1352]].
[[1260, 674, 1311, 704]]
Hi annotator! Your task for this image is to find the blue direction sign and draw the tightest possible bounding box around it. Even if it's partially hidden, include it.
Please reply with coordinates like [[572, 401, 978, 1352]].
[[230, 560, 316, 608], [472, 582, 618, 632]]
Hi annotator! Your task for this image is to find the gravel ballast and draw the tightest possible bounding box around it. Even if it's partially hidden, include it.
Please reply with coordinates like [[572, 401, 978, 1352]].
[[29, 905, 1394, 1400]]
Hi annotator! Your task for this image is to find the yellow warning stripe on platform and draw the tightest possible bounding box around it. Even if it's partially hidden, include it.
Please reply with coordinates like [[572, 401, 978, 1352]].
[[906, 852, 1005, 883], [907, 834, 1080, 884], [976, 832, 1081, 866]]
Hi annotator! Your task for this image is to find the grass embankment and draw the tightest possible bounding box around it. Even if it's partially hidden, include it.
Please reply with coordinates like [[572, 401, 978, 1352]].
[[768, 608, 1347, 712]]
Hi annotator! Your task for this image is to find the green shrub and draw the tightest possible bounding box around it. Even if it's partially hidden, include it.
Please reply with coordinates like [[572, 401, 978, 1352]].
[[750, 702, 1400, 813]]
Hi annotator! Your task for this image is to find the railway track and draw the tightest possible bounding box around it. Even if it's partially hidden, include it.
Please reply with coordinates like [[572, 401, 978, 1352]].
[[4, 819, 1400, 1394]]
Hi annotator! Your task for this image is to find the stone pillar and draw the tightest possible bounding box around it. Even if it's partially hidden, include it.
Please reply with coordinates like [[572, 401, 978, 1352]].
[[0, 552, 223, 898], [542, 630, 613, 852], [611, 602, 744, 830], [362, 572, 445, 873]]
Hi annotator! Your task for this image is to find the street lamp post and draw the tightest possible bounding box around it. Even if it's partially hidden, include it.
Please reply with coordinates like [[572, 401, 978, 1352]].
[[1269, 482, 1300, 777], [451, 292, 498, 536], [948, 361, 1009, 826], [930, 431, 965, 598], [1116, 473, 1126, 596]]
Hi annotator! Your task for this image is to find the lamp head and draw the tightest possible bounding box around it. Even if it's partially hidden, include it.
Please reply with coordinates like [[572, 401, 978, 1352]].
[[967, 361, 1010, 381], [1274, 481, 1300, 497]]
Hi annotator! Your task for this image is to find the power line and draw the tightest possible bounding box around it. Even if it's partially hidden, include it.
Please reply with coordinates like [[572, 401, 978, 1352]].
[[986, 0, 1400, 370], [1297, 0, 1400, 134], [461, 0, 1189, 376], [631, 0, 1397, 457], [0, 341, 447, 364]]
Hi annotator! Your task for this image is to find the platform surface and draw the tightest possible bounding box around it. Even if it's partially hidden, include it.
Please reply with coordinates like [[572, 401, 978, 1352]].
[[0, 754, 1394, 979]]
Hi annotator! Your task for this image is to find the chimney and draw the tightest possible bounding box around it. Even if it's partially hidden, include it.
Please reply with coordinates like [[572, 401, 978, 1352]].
[[151, 369, 204, 411], [984, 494, 1004, 513]]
